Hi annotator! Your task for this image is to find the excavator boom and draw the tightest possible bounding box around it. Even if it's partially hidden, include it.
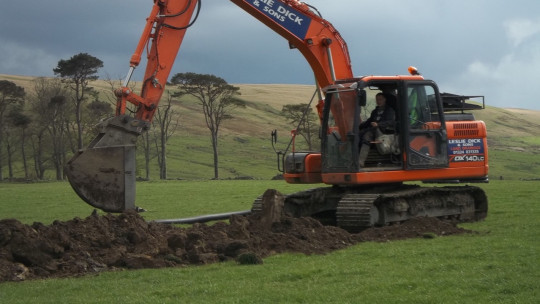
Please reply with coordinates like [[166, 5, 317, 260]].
[[66, 0, 353, 212]]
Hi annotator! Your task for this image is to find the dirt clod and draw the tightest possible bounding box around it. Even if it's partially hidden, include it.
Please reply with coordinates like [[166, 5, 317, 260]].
[[0, 210, 471, 283]]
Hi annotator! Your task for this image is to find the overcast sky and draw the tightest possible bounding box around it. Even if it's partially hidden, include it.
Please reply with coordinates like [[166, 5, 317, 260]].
[[1, 0, 540, 110]]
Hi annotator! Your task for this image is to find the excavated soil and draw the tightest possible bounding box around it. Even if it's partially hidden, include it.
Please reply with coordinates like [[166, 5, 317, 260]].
[[0, 210, 471, 283]]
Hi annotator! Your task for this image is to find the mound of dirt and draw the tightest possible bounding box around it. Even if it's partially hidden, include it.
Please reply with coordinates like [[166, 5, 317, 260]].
[[0, 210, 470, 283]]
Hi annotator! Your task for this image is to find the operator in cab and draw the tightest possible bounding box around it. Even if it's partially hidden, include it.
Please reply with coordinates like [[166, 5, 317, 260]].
[[358, 93, 396, 167]]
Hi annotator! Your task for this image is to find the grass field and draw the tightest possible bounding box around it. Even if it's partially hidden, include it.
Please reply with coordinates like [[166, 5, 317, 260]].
[[1, 76, 538, 302], [0, 180, 538, 303]]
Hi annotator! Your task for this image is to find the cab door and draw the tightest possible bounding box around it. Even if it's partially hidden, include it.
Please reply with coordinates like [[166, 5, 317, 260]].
[[405, 81, 448, 169]]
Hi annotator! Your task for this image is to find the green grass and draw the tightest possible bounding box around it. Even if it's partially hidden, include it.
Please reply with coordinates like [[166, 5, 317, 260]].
[[134, 180, 315, 222], [146, 133, 283, 180], [0, 182, 87, 224], [488, 150, 540, 180], [0, 180, 315, 224], [0, 180, 538, 303]]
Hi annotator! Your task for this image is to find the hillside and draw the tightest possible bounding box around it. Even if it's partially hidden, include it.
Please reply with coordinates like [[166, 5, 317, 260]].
[[1, 74, 539, 180]]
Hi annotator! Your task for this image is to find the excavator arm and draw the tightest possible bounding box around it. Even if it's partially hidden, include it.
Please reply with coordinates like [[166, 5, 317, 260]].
[[116, 0, 200, 121], [65, 0, 353, 212], [119, 0, 353, 122]]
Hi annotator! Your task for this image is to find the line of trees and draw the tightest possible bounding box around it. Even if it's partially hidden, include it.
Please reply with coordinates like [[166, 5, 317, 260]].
[[0, 53, 248, 181], [0, 53, 112, 181], [1, 52, 314, 181]]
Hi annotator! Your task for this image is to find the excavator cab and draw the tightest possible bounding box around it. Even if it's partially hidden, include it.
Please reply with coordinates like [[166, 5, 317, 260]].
[[318, 77, 451, 177], [285, 75, 485, 186]]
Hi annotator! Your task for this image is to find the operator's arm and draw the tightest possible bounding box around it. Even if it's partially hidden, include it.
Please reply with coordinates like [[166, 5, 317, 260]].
[[359, 109, 376, 129], [376, 107, 396, 131]]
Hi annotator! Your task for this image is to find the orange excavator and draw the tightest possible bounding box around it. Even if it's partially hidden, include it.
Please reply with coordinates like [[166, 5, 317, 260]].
[[65, 0, 488, 231]]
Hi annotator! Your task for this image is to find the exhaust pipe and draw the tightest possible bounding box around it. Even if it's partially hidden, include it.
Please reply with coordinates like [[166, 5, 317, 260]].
[[65, 115, 148, 212]]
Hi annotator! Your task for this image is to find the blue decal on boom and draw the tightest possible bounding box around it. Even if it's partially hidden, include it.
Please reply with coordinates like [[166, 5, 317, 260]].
[[248, 0, 312, 40]]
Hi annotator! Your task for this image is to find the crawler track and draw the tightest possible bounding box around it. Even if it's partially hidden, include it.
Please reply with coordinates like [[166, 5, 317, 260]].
[[252, 184, 488, 232], [336, 186, 488, 232], [336, 194, 380, 232]]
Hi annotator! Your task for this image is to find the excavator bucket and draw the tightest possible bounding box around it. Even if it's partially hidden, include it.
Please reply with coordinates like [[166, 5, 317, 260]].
[[65, 115, 147, 212]]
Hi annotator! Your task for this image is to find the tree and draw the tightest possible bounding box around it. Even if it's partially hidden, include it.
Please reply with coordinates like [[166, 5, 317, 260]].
[[0, 80, 25, 181], [140, 131, 154, 181], [3, 120, 16, 180], [7, 105, 31, 179], [152, 92, 179, 180], [53, 52, 103, 150], [47, 95, 70, 180], [28, 77, 71, 180], [281, 103, 320, 151], [84, 95, 113, 138], [170, 73, 243, 179]]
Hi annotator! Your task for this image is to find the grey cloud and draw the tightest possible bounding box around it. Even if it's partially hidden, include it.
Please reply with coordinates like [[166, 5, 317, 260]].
[[1, 0, 539, 109]]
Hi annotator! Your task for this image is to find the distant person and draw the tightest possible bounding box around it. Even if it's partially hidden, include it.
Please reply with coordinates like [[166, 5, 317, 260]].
[[358, 93, 396, 167]]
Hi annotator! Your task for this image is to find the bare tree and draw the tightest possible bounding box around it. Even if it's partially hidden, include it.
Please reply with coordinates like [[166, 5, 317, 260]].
[[28, 78, 71, 180], [14, 112, 31, 179], [139, 131, 153, 180], [281, 103, 320, 151], [152, 92, 179, 180], [0, 80, 25, 181], [170, 73, 243, 179], [30, 128, 48, 180], [6, 105, 31, 179], [53, 52, 103, 150], [48, 95, 70, 180], [84, 94, 113, 139], [3, 122, 16, 180]]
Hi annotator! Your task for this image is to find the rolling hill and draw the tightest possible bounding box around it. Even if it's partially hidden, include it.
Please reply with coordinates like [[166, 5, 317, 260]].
[[1, 74, 539, 180]]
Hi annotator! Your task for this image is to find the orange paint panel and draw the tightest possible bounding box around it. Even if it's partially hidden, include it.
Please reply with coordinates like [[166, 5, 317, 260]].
[[322, 167, 488, 185], [409, 135, 437, 156], [446, 121, 487, 138], [304, 153, 322, 173], [361, 75, 425, 82], [446, 121, 488, 169], [284, 173, 323, 184]]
